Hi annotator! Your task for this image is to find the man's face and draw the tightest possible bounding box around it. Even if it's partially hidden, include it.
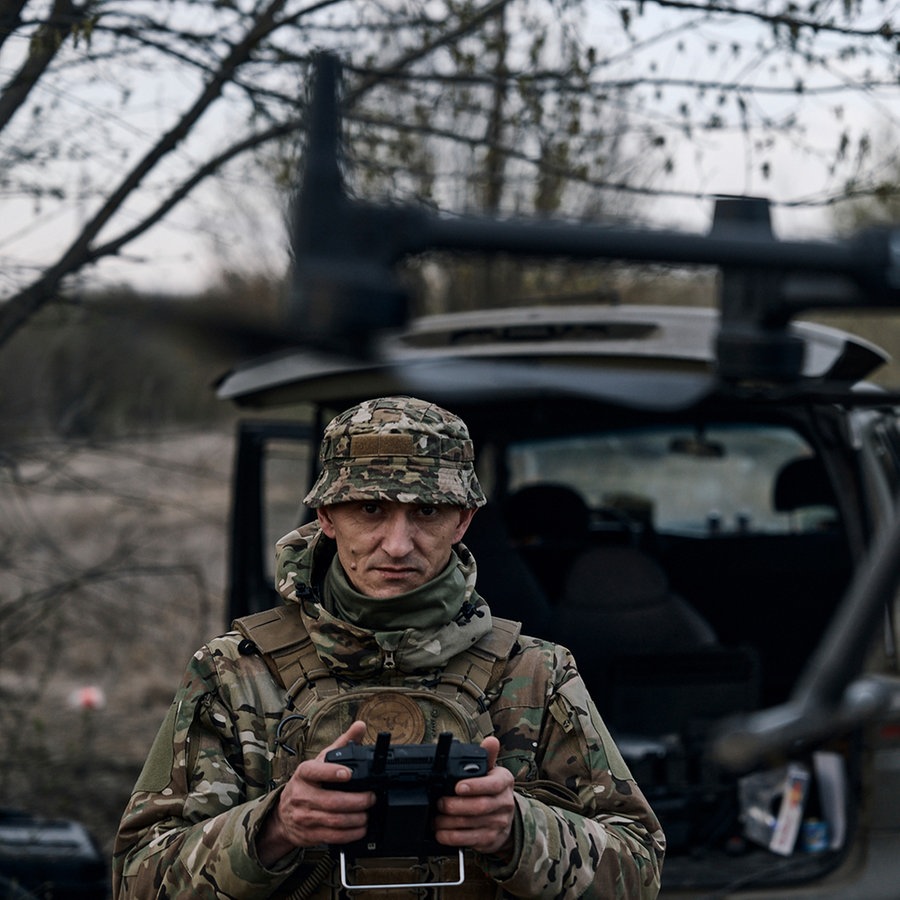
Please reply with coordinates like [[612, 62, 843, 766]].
[[317, 500, 476, 599]]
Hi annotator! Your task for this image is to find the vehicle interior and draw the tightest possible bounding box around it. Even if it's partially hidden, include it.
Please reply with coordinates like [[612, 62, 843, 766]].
[[440, 396, 862, 889]]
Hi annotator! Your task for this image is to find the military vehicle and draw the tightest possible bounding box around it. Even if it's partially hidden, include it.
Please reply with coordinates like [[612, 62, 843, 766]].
[[0, 809, 106, 899], [214, 55, 900, 897]]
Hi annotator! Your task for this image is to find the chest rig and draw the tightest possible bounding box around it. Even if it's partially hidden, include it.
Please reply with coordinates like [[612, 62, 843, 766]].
[[234, 605, 522, 900], [233, 605, 521, 784]]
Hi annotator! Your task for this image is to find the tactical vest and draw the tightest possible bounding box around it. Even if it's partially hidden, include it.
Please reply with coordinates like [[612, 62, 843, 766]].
[[233, 605, 522, 900]]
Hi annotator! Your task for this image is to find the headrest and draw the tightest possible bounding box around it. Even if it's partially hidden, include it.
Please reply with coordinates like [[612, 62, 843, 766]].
[[504, 483, 590, 541], [773, 456, 835, 512]]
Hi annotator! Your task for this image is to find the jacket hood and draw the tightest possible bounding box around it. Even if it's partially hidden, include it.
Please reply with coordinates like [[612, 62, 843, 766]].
[[274, 521, 491, 674]]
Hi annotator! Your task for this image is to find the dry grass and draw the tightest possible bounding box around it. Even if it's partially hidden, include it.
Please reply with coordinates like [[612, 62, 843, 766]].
[[0, 428, 235, 862]]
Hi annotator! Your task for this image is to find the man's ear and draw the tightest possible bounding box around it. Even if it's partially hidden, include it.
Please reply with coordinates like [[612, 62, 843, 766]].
[[453, 507, 477, 543], [317, 506, 336, 538]]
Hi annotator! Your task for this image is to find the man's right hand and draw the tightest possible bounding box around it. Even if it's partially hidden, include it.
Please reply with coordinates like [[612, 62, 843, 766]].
[[257, 720, 374, 867]]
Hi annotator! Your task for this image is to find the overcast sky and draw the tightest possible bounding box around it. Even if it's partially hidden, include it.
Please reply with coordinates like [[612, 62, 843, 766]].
[[4, 1, 900, 297]]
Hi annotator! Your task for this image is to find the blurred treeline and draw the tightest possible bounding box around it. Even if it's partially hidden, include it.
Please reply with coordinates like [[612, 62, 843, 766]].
[[0, 274, 285, 442]]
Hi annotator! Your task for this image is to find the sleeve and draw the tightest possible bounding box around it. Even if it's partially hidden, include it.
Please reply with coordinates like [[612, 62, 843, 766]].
[[478, 642, 666, 899], [111, 645, 309, 900]]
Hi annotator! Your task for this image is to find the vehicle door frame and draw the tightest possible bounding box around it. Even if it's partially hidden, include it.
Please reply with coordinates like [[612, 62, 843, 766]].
[[227, 418, 318, 621]]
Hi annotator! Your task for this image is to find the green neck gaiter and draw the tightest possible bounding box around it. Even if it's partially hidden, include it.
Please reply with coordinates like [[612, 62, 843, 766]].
[[325, 551, 466, 631], [316, 548, 492, 672]]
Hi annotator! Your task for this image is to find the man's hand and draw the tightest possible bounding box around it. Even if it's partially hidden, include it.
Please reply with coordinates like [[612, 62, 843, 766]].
[[433, 736, 516, 858], [257, 720, 374, 867]]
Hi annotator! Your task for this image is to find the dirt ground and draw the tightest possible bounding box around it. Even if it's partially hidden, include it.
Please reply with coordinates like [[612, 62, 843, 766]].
[[0, 428, 238, 867]]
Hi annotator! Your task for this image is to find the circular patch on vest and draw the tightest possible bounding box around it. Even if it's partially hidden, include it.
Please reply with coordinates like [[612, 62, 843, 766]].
[[358, 693, 426, 744]]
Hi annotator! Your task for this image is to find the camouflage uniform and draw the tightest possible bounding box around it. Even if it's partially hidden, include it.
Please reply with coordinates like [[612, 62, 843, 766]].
[[112, 398, 665, 898]]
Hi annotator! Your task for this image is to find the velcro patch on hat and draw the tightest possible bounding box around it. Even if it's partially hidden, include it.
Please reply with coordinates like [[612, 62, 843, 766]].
[[349, 434, 417, 458]]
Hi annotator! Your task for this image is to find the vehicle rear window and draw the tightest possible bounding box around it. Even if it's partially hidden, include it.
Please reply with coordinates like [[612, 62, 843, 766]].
[[507, 425, 833, 536]]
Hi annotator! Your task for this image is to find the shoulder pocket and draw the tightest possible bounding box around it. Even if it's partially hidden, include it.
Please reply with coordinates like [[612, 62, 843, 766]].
[[548, 688, 634, 784]]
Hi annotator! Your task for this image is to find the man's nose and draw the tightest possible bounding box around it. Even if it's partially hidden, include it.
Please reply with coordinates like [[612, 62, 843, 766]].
[[380, 511, 416, 556]]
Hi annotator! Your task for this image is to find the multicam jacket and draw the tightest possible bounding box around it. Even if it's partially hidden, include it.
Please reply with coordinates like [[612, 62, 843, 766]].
[[112, 524, 665, 899]]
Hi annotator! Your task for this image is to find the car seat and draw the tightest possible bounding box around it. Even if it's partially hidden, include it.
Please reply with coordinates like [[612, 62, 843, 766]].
[[504, 482, 591, 542], [555, 545, 719, 713], [559, 545, 717, 654], [502, 483, 592, 599], [773, 455, 839, 531], [459, 500, 553, 637], [556, 544, 759, 853]]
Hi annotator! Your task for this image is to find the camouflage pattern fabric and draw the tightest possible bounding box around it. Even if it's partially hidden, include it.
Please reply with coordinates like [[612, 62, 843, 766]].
[[303, 396, 486, 509], [112, 525, 665, 898]]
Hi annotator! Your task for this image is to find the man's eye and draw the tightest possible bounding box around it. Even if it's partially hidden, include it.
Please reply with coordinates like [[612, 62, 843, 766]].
[[417, 505, 438, 517], [360, 502, 381, 514]]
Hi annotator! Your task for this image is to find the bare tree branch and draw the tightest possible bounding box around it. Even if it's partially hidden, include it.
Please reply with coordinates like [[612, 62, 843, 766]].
[[0, 0, 29, 55], [634, 0, 897, 40], [0, 0, 293, 347], [4, 0, 521, 325], [0, 0, 95, 133]]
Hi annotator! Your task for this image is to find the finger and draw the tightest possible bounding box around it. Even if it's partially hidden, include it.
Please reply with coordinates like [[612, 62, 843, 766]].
[[452, 736, 501, 798], [316, 720, 368, 761], [295, 756, 354, 785], [295, 803, 371, 830], [307, 720, 369, 783], [302, 784, 375, 814], [480, 735, 500, 769], [434, 823, 506, 853], [298, 721, 376, 795], [280, 804, 371, 848], [314, 824, 370, 846], [455, 763, 511, 797], [296, 756, 373, 791]]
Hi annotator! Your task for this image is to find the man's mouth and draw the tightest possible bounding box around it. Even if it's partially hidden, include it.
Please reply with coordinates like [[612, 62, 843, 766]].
[[377, 566, 417, 577]]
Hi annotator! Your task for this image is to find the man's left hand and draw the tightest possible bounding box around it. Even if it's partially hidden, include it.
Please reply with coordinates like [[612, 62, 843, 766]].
[[433, 736, 516, 858]]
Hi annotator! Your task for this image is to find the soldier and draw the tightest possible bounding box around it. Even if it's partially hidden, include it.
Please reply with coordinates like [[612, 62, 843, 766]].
[[113, 396, 665, 898]]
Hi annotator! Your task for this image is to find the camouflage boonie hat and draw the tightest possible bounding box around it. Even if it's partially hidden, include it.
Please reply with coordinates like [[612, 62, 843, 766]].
[[304, 396, 486, 509]]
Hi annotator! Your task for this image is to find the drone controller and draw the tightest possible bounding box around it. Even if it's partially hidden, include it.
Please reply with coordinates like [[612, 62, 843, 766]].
[[324, 731, 488, 889]]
